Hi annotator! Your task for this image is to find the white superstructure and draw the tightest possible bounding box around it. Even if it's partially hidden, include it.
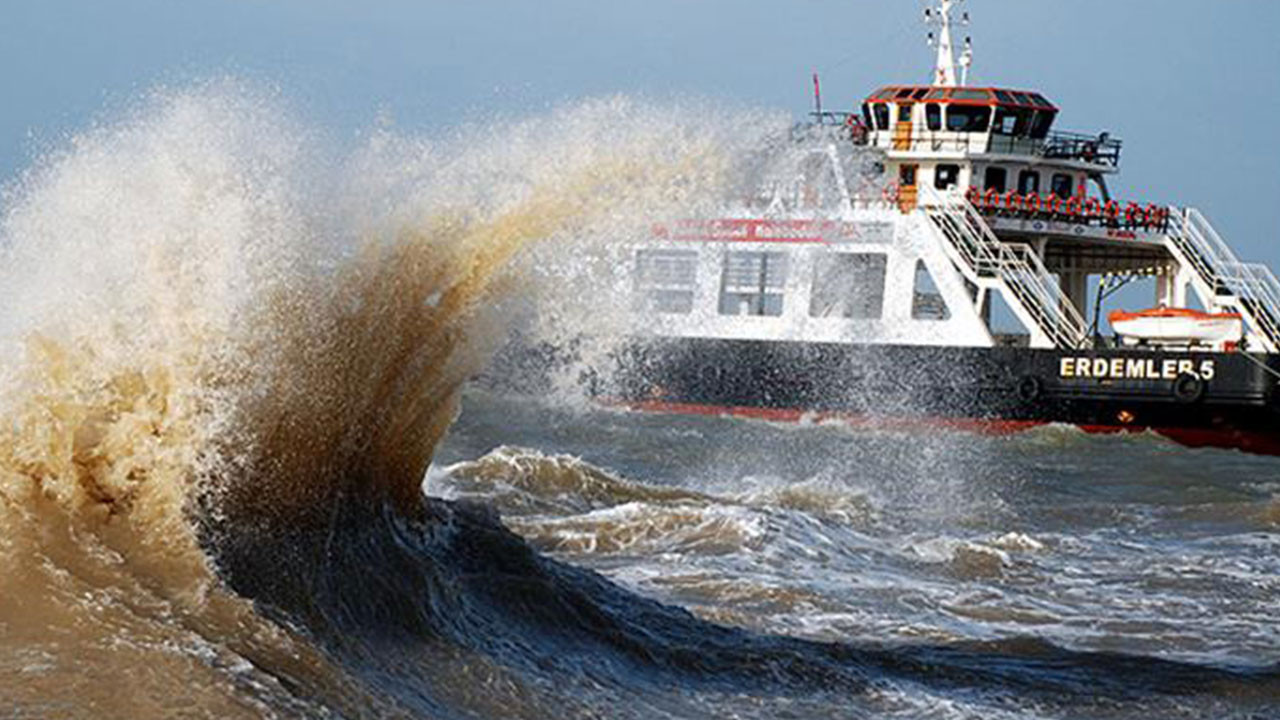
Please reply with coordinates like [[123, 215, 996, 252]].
[[625, 2, 1280, 356]]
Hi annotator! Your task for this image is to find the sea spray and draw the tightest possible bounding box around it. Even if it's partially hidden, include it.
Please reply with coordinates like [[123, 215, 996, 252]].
[[0, 79, 784, 716]]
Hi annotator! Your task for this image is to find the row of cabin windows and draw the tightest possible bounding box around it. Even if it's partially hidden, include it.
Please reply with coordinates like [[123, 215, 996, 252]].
[[900, 164, 1079, 198], [634, 250, 950, 321], [873, 87, 1054, 109], [981, 167, 1077, 199], [864, 103, 1055, 139]]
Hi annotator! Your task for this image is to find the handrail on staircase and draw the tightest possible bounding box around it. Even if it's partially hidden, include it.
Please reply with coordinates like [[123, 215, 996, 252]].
[[919, 185, 1087, 349]]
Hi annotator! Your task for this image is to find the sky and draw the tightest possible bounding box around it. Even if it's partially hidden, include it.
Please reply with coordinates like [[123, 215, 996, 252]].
[[3, 0, 1278, 265]]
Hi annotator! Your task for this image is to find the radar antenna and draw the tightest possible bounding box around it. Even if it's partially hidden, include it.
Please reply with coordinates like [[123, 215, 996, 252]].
[[924, 0, 973, 87]]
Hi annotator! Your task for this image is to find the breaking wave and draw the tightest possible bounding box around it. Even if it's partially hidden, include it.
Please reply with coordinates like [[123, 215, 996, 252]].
[[0, 81, 1275, 718]]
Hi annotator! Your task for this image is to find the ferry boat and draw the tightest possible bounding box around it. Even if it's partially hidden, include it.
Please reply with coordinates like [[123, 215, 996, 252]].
[[598, 0, 1280, 455]]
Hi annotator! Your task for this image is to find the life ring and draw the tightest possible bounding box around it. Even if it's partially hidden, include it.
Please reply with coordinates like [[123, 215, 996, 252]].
[[967, 187, 983, 207], [1005, 191, 1023, 212], [1124, 203, 1141, 228], [1044, 194, 1062, 216], [1083, 197, 1101, 218], [1146, 203, 1167, 228], [882, 182, 900, 203], [1145, 204, 1165, 230], [984, 188, 1000, 209], [1065, 196, 1083, 219], [1172, 372, 1207, 404], [1024, 193, 1042, 214], [1016, 375, 1043, 403], [1104, 200, 1121, 222]]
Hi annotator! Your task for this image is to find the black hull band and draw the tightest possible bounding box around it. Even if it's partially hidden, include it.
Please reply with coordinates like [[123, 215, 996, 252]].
[[603, 338, 1280, 455]]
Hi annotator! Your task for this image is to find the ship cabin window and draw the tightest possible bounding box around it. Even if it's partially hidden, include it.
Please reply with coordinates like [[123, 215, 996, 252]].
[[634, 249, 698, 314], [1017, 169, 1040, 195], [934, 164, 961, 190], [897, 104, 913, 122], [810, 253, 886, 320], [946, 105, 991, 133], [984, 167, 1008, 193], [872, 103, 890, 130], [1050, 173, 1074, 200], [861, 103, 873, 129], [912, 260, 951, 321], [925, 104, 942, 131], [1030, 111, 1057, 140], [719, 251, 788, 317], [899, 164, 917, 187], [993, 107, 1032, 136]]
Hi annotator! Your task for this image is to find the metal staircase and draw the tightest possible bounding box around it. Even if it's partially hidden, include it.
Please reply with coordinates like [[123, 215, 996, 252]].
[[1164, 208, 1280, 353], [919, 186, 1088, 349]]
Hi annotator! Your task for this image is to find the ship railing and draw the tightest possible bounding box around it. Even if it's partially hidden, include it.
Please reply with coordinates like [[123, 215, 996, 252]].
[[919, 186, 1088, 349], [797, 113, 870, 146], [1043, 130, 1123, 167], [1165, 207, 1280, 352], [968, 189, 1170, 235], [866, 128, 1121, 167]]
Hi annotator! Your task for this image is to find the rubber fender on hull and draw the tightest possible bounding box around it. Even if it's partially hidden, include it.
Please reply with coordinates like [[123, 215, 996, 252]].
[[1016, 375, 1043, 403], [1172, 373, 1207, 404]]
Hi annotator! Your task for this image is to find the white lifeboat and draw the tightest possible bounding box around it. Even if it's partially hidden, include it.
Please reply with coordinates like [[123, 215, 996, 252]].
[[1109, 307, 1244, 346]]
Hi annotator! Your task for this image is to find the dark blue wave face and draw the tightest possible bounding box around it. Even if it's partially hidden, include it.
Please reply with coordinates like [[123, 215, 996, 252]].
[[200, 388, 1280, 719]]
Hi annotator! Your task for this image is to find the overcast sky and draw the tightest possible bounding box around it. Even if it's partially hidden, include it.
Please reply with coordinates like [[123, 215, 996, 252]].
[[3, 0, 1278, 263]]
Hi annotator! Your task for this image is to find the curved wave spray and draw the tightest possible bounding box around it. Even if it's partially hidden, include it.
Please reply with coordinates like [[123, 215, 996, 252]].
[[0, 81, 782, 716]]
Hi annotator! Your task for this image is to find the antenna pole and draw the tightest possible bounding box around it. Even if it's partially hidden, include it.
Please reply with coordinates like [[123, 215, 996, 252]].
[[813, 72, 823, 117], [925, 0, 972, 87]]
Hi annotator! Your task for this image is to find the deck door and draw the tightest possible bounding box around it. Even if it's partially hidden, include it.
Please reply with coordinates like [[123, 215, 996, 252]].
[[892, 103, 914, 151], [898, 164, 919, 213]]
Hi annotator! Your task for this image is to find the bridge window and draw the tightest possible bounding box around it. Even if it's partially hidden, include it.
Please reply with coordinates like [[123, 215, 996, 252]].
[[934, 164, 961, 190], [1018, 170, 1040, 195], [634, 249, 698, 314], [873, 103, 890, 130], [912, 260, 951, 320], [809, 253, 886, 320], [984, 167, 1008, 193], [1030, 110, 1056, 139], [1051, 173, 1074, 200], [946, 105, 991, 133], [720, 251, 788, 317], [925, 104, 942, 131], [897, 104, 913, 122], [993, 107, 1032, 136]]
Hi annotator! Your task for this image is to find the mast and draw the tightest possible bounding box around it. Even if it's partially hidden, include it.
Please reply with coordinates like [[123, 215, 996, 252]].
[[924, 0, 973, 87]]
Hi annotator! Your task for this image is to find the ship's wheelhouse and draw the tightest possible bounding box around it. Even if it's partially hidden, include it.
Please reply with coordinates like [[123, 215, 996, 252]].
[[862, 85, 1059, 157], [858, 84, 1120, 216]]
